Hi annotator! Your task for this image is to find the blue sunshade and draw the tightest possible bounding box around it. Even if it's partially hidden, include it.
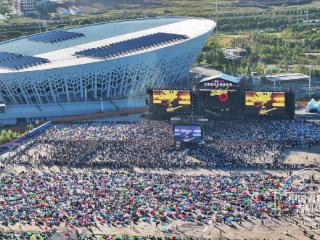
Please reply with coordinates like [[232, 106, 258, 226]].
[[29, 30, 84, 43], [75, 32, 188, 59], [0, 55, 50, 70], [0, 52, 23, 62]]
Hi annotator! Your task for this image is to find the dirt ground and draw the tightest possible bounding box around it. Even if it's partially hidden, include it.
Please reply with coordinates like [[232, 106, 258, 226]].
[[283, 145, 320, 165]]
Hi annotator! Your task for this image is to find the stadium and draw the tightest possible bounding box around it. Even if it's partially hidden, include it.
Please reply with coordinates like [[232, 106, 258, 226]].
[[0, 17, 215, 123]]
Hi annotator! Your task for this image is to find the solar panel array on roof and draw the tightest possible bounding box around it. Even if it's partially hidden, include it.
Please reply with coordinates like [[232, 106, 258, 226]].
[[0, 53, 50, 70], [29, 30, 84, 43], [0, 52, 23, 62], [75, 32, 188, 59]]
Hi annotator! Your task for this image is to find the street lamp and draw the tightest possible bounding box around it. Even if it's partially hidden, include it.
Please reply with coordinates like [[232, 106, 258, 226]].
[[100, 97, 104, 112], [309, 65, 312, 97], [215, 0, 218, 35]]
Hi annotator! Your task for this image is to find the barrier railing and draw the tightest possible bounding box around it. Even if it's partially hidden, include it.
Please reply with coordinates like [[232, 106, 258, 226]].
[[0, 121, 53, 150]]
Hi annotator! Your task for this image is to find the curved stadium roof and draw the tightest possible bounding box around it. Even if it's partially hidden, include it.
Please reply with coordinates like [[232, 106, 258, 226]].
[[0, 17, 215, 74]]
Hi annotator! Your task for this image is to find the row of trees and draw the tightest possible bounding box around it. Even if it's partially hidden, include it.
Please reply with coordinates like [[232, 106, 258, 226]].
[[217, 8, 320, 32], [0, 124, 34, 145], [1, 2, 320, 42], [198, 27, 320, 77], [0, 129, 19, 145], [0, 0, 10, 15]]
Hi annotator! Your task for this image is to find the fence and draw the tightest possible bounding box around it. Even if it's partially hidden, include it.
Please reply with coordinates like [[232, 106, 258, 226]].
[[0, 121, 53, 150]]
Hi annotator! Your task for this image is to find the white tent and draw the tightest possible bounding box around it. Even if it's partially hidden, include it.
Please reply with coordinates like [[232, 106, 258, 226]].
[[306, 98, 320, 112]]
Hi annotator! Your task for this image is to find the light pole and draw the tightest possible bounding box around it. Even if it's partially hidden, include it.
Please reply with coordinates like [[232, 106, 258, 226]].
[[309, 65, 312, 97], [307, 41, 313, 98], [215, 0, 218, 35], [100, 97, 104, 112]]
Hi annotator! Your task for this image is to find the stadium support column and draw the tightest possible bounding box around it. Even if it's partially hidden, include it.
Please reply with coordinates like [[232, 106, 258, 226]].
[[119, 67, 127, 96], [80, 76, 84, 101], [100, 97, 104, 112], [84, 83, 87, 102], [49, 81, 57, 103], [94, 71, 97, 100], [63, 78, 70, 102], [107, 76, 111, 98], [31, 81, 43, 104], [309, 65, 312, 97], [130, 67, 140, 96], [19, 84, 31, 104], [3, 83, 18, 105]]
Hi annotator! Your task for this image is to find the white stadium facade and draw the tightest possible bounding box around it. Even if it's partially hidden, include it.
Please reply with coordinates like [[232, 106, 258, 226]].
[[0, 17, 215, 123]]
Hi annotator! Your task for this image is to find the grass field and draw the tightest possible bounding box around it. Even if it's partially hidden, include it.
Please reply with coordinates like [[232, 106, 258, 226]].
[[209, 33, 249, 47]]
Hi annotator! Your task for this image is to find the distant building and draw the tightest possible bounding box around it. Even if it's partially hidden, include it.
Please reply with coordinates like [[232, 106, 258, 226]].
[[56, 7, 69, 15], [265, 73, 310, 84], [13, 0, 37, 16], [222, 47, 247, 59], [12, 0, 49, 16], [36, 0, 49, 8], [69, 6, 82, 15], [56, 6, 82, 15]]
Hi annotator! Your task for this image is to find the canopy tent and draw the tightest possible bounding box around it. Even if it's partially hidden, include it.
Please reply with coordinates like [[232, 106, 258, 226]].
[[306, 98, 320, 112]]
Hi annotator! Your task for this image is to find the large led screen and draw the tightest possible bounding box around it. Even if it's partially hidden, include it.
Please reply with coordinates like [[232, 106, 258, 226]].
[[245, 91, 286, 116], [152, 90, 192, 114], [174, 125, 202, 143]]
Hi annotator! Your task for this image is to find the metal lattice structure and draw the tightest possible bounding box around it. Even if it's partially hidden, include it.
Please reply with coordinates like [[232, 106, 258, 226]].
[[0, 17, 215, 105]]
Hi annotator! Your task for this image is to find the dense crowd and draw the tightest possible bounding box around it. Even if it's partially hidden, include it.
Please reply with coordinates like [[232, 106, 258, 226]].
[[1, 120, 319, 169], [1, 121, 191, 169], [195, 120, 320, 167], [0, 232, 198, 240], [37, 121, 171, 142], [0, 171, 314, 229], [204, 120, 320, 143], [0, 120, 319, 238], [0, 231, 54, 240]]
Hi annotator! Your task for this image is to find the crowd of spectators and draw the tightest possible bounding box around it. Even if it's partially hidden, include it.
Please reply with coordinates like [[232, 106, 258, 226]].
[[0, 171, 313, 229], [0, 232, 202, 240], [1, 120, 319, 169], [0, 119, 319, 238]]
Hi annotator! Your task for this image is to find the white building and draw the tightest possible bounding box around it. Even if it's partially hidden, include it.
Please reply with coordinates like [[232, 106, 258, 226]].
[[265, 73, 310, 84], [12, 0, 49, 16], [223, 47, 247, 59]]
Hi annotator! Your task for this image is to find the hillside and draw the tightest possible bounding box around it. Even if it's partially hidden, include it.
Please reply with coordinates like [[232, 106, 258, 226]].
[[57, 0, 318, 15], [1, 0, 320, 43]]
